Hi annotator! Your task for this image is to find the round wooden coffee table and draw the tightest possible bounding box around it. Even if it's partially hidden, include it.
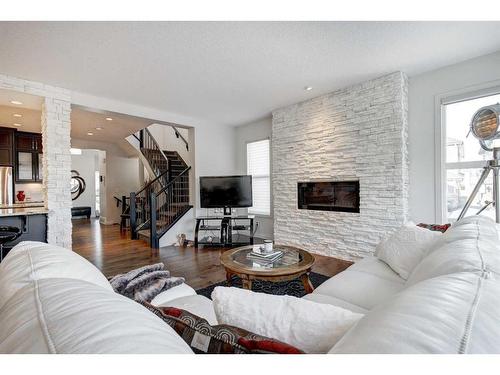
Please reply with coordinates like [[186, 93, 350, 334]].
[[220, 245, 315, 294]]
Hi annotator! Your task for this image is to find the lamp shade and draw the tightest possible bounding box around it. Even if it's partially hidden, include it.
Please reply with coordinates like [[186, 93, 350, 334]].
[[470, 103, 500, 150]]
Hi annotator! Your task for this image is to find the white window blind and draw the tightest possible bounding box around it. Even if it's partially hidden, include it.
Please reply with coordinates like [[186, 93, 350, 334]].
[[247, 139, 270, 215]]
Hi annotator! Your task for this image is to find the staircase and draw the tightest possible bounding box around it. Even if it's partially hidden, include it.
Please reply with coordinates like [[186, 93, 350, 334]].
[[129, 128, 192, 248]]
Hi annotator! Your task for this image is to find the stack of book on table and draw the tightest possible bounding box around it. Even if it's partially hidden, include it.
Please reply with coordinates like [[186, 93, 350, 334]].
[[247, 247, 283, 263]]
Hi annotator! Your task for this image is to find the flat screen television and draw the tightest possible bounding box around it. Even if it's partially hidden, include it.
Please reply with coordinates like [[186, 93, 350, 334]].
[[200, 175, 253, 209]]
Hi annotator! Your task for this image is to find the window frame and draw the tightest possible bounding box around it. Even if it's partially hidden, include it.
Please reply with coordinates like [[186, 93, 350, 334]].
[[246, 137, 272, 217], [435, 82, 500, 222]]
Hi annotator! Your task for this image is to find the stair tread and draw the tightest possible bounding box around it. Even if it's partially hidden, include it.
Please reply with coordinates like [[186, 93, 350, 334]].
[[135, 136, 191, 244]]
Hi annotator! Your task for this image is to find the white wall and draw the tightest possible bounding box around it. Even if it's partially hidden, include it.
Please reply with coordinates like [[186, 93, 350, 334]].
[[106, 155, 141, 224], [194, 123, 237, 212], [159, 208, 194, 247], [71, 138, 142, 224], [71, 149, 99, 217], [149, 123, 237, 242], [166, 123, 237, 241], [409, 51, 500, 223], [234, 117, 273, 239]]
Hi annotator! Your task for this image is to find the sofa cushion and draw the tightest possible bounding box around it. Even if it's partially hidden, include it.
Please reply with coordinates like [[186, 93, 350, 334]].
[[150, 283, 197, 306], [302, 294, 368, 314], [329, 272, 500, 353], [312, 257, 405, 310], [142, 303, 303, 354], [156, 294, 218, 325], [417, 223, 451, 232], [212, 286, 363, 354], [0, 278, 193, 354], [0, 241, 112, 310], [407, 216, 500, 286], [349, 256, 405, 283], [375, 223, 441, 279]]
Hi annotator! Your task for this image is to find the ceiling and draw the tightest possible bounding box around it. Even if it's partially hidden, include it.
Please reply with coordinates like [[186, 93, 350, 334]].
[[0, 90, 43, 110], [1, 22, 500, 126], [71, 105, 154, 141], [0, 88, 159, 151], [0, 105, 41, 133], [0, 89, 43, 132]]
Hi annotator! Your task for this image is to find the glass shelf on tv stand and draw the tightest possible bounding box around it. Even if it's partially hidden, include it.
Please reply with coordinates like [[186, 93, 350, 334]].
[[194, 215, 255, 247], [196, 215, 255, 220]]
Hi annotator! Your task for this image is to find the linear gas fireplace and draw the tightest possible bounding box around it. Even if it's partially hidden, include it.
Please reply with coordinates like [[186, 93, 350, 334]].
[[297, 180, 360, 213]]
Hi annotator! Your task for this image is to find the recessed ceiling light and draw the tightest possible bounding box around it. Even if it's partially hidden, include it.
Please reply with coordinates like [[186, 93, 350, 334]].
[[13, 114, 22, 118], [10, 100, 23, 105], [87, 132, 94, 136], [304, 86, 313, 91], [70, 148, 82, 155], [13, 123, 22, 127], [95, 127, 102, 130], [105, 117, 113, 121]]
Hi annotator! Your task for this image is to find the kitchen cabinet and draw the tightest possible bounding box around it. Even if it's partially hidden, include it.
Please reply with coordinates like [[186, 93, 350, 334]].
[[0, 128, 14, 166], [15, 132, 43, 183], [16, 133, 37, 151], [17, 152, 35, 180]]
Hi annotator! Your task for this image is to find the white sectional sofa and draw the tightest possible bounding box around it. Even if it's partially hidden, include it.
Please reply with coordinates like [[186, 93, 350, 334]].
[[0, 242, 193, 353], [0, 215, 499, 353]]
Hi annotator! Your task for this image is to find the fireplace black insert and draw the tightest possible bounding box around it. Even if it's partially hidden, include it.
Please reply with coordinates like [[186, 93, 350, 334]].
[[297, 181, 360, 213]]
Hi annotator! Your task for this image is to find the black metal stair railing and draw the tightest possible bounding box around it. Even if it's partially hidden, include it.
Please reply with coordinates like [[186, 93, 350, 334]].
[[172, 125, 189, 151], [148, 166, 191, 248], [130, 127, 191, 248], [130, 169, 169, 239], [140, 128, 171, 184]]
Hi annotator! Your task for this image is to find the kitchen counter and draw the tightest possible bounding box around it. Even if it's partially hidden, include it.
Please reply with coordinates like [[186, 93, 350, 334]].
[[0, 202, 45, 209], [0, 206, 48, 217]]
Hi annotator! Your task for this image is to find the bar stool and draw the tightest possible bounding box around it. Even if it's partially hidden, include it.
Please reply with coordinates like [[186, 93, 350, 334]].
[[0, 226, 22, 262]]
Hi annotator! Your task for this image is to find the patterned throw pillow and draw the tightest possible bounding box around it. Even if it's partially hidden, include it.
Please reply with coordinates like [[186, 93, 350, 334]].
[[417, 223, 451, 233], [141, 302, 303, 354]]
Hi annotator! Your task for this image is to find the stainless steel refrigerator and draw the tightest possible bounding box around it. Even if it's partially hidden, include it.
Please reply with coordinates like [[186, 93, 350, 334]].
[[0, 167, 13, 206]]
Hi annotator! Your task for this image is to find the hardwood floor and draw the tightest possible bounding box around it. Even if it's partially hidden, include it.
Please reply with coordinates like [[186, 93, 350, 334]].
[[72, 218, 353, 290]]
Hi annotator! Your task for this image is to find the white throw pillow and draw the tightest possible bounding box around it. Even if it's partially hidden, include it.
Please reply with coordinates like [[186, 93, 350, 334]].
[[375, 222, 441, 280], [211, 286, 363, 353]]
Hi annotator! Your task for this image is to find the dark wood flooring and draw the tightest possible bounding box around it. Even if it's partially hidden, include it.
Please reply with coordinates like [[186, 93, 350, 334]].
[[72, 218, 352, 290]]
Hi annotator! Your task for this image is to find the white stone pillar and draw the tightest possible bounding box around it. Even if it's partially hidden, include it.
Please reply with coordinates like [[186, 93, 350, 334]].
[[0, 74, 72, 249], [42, 98, 72, 249]]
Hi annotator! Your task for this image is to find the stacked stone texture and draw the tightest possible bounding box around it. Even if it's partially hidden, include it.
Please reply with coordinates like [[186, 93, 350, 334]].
[[0, 74, 72, 249], [272, 72, 409, 260]]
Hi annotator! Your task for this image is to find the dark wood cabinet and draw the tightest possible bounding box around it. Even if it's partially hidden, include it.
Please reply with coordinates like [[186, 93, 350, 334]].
[[15, 131, 43, 183], [35, 136, 43, 151], [0, 128, 43, 182], [0, 128, 14, 166], [16, 133, 36, 151]]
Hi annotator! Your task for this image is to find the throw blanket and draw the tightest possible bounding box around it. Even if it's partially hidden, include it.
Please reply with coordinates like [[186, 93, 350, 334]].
[[110, 263, 185, 302]]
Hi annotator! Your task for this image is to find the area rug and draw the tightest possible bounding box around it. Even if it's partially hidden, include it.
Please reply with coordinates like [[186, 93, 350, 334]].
[[196, 272, 329, 299]]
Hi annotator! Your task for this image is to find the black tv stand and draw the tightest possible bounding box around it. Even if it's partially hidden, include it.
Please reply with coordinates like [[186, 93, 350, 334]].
[[194, 215, 255, 247]]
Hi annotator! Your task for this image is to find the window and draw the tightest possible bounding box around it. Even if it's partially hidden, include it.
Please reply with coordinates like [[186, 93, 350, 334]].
[[247, 139, 270, 215], [443, 92, 500, 222]]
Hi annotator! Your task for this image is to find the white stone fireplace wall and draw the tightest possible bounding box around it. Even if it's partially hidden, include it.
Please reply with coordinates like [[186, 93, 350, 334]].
[[272, 72, 409, 260]]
